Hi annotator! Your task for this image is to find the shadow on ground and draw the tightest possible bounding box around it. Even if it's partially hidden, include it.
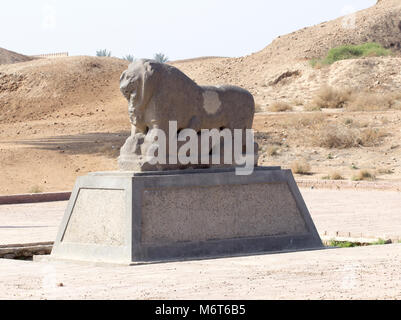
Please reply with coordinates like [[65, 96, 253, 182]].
[[11, 131, 130, 158]]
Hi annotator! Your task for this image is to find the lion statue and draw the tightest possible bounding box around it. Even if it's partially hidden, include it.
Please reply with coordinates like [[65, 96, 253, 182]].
[[118, 59, 258, 171]]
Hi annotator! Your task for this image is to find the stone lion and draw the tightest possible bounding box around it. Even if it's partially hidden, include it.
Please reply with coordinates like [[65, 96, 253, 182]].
[[120, 59, 255, 134], [119, 59, 257, 171]]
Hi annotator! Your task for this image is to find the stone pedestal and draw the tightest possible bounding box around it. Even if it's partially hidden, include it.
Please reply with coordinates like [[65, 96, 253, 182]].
[[45, 167, 323, 265]]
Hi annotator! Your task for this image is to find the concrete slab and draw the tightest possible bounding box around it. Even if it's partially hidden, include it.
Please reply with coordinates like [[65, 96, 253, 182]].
[[0, 201, 66, 246], [303, 189, 401, 241], [1, 244, 400, 299]]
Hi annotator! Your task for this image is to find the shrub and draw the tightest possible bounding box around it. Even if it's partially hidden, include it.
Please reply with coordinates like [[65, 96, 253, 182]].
[[357, 128, 387, 147], [308, 85, 352, 109], [311, 42, 391, 66], [255, 103, 264, 113], [315, 125, 358, 149], [29, 186, 43, 194], [96, 49, 112, 57], [330, 171, 344, 180], [268, 102, 293, 112], [266, 146, 280, 156], [352, 170, 376, 181], [123, 54, 135, 62], [328, 240, 359, 248], [346, 92, 401, 111], [154, 53, 169, 63], [314, 125, 387, 149], [291, 160, 311, 175]]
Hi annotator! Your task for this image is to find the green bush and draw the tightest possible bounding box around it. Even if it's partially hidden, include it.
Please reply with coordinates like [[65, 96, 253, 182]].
[[153, 53, 169, 63], [96, 49, 112, 57], [311, 43, 391, 67], [123, 54, 135, 62]]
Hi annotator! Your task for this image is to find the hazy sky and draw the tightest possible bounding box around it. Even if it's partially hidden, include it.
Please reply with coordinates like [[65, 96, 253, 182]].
[[1, 0, 376, 60]]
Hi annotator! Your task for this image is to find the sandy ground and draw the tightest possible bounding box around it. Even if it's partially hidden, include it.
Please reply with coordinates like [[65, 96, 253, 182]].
[[0, 244, 400, 300], [1, 1, 401, 195], [1, 110, 401, 195]]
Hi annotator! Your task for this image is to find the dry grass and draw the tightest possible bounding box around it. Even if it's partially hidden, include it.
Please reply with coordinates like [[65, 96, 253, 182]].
[[266, 145, 280, 156], [377, 168, 394, 175], [346, 92, 401, 111], [307, 86, 352, 110], [306, 86, 401, 112], [29, 185, 43, 194], [357, 128, 388, 147], [352, 170, 376, 181], [255, 103, 264, 113], [322, 172, 344, 180], [313, 125, 358, 149], [330, 171, 345, 180], [268, 101, 293, 112], [291, 98, 304, 106], [289, 113, 326, 128], [291, 160, 311, 175], [312, 124, 387, 149]]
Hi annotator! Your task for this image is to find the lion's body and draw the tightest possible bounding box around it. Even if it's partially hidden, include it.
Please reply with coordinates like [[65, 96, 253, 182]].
[[120, 59, 255, 134]]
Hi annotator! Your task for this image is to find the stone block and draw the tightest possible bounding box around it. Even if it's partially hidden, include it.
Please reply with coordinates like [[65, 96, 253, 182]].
[[45, 167, 323, 264]]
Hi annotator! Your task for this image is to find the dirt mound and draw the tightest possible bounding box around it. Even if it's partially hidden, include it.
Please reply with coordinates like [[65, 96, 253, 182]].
[[1, 1, 401, 195], [0, 56, 129, 123], [0, 48, 34, 65], [171, 0, 401, 108]]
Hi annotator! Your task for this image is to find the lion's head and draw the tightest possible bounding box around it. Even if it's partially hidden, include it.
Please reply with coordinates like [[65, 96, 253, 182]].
[[120, 59, 159, 129]]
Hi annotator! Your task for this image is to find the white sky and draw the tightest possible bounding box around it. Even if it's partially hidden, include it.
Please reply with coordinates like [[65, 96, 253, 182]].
[[1, 0, 377, 60]]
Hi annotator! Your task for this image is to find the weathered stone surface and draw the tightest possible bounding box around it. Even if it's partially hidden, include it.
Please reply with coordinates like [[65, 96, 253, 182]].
[[47, 168, 323, 264], [62, 189, 126, 246], [118, 59, 258, 171], [141, 182, 308, 245]]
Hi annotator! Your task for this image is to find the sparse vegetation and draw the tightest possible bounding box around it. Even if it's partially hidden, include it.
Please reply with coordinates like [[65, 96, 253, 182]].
[[346, 92, 401, 111], [322, 171, 344, 180], [311, 42, 392, 67], [328, 240, 360, 248], [291, 160, 311, 175], [352, 170, 376, 181], [123, 54, 135, 62], [96, 49, 112, 57], [307, 86, 401, 112], [344, 118, 353, 125], [314, 125, 358, 149], [310, 122, 387, 149], [358, 128, 387, 147], [291, 98, 304, 106], [255, 103, 264, 113], [154, 53, 169, 63], [372, 239, 390, 245], [307, 86, 352, 110], [377, 168, 394, 175], [327, 238, 390, 248], [29, 186, 43, 194], [266, 145, 280, 156], [331, 172, 344, 180], [268, 102, 293, 112], [351, 164, 359, 170]]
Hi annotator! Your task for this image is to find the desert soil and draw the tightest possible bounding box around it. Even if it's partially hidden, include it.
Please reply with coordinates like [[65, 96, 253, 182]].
[[1, 0, 401, 194], [1, 243, 401, 299]]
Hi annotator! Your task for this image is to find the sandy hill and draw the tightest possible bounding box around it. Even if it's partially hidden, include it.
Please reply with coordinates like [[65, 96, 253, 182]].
[[0, 47, 34, 65], [172, 0, 401, 108], [1, 0, 401, 194], [0, 56, 128, 123], [1, 0, 400, 122]]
